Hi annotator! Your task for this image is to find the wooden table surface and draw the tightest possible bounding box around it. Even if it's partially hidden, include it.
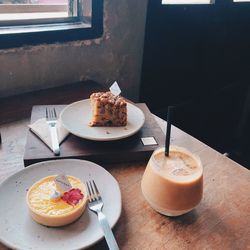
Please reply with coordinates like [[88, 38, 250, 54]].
[[0, 115, 250, 250]]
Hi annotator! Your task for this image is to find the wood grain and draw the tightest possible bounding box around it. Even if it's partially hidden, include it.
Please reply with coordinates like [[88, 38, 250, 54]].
[[0, 112, 250, 250]]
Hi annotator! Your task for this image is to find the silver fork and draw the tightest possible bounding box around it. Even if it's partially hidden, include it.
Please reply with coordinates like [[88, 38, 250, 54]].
[[86, 180, 119, 250], [46, 107, 60, 156]]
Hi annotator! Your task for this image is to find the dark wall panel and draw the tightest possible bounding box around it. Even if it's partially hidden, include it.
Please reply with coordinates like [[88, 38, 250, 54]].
[[140, 0, 250, 163]]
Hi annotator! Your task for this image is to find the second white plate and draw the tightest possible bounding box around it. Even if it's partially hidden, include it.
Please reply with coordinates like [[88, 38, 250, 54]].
[[60, 99, 145, 141], [0, 159, 121, 250]]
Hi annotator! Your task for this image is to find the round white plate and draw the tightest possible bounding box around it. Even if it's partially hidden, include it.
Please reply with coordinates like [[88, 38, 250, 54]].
[[60, 99, 145, 141], [0, 159, 121, 250]]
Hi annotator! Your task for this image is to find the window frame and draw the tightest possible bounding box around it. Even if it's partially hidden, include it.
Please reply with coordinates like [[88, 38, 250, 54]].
[[0, 0, 103, 49], [162, 0, 214, 4]]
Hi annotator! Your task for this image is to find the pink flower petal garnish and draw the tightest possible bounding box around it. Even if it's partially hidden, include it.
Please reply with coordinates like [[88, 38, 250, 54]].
[[62, 188, 83, 205]]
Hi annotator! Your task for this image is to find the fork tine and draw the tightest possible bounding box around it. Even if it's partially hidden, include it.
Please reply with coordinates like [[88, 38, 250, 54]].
[[48, 108, 51, 120], [46, 107, 48, 119], [46, 107, 57, 120], [89, 180, 98, 201], [92, 180, 101, 201], [86, 180, 103, 203], [51, 109, 53, 119], [86, 181, 93, 202], [53, 107, 57, 118]]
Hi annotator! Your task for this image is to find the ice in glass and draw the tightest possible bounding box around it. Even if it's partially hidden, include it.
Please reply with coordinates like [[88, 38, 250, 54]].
[[141, 146, 203, 216]]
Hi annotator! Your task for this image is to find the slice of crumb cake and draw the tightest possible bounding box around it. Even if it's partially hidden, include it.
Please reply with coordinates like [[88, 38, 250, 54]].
[[89, 91, 127, 126]]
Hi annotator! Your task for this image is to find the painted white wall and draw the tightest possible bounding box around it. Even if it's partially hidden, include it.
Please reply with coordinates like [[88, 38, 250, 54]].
[[0, 0, 148, 101]]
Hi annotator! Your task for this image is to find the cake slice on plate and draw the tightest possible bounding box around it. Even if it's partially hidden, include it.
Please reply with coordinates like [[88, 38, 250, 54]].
[[89, 91, 127, 127]]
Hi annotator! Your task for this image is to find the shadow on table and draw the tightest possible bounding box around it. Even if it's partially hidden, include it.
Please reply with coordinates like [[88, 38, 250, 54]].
[[168, 210, 199, 225]]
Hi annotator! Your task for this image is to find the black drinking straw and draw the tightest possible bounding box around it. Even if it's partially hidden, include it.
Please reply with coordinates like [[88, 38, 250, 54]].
[[165, 106, 173, 156]]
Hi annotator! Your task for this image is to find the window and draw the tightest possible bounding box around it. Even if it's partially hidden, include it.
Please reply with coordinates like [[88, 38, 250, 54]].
[[162, 0, 214, 4], [0, 0, 103, 49]]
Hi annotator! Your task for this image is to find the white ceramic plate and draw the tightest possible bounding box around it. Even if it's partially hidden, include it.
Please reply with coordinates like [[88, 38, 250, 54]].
[[60, 99, 145, 141], [0, 159, 121, 250]]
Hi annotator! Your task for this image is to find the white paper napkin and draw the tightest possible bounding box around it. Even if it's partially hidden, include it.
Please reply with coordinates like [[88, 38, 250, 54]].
[[28, 118, 69, 151]]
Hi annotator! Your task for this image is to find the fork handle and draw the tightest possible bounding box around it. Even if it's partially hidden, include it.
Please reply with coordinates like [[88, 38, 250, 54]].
[[49, 126, 60, 156], [97, 211, 119, 250]]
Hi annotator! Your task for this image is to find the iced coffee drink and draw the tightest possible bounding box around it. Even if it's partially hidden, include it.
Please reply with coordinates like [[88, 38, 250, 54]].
[[141, 146, 203, 216]]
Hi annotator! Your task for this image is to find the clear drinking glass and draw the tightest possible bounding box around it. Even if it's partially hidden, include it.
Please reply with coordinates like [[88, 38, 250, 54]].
[[141, 145, 203, 216]]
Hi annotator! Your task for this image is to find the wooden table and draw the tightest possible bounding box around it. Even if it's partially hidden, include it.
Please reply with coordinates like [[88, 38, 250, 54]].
[[0, 115, 250, 250]]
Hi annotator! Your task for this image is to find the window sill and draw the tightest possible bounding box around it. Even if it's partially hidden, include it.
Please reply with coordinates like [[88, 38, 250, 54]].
[[0, 20, 91, 35]]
